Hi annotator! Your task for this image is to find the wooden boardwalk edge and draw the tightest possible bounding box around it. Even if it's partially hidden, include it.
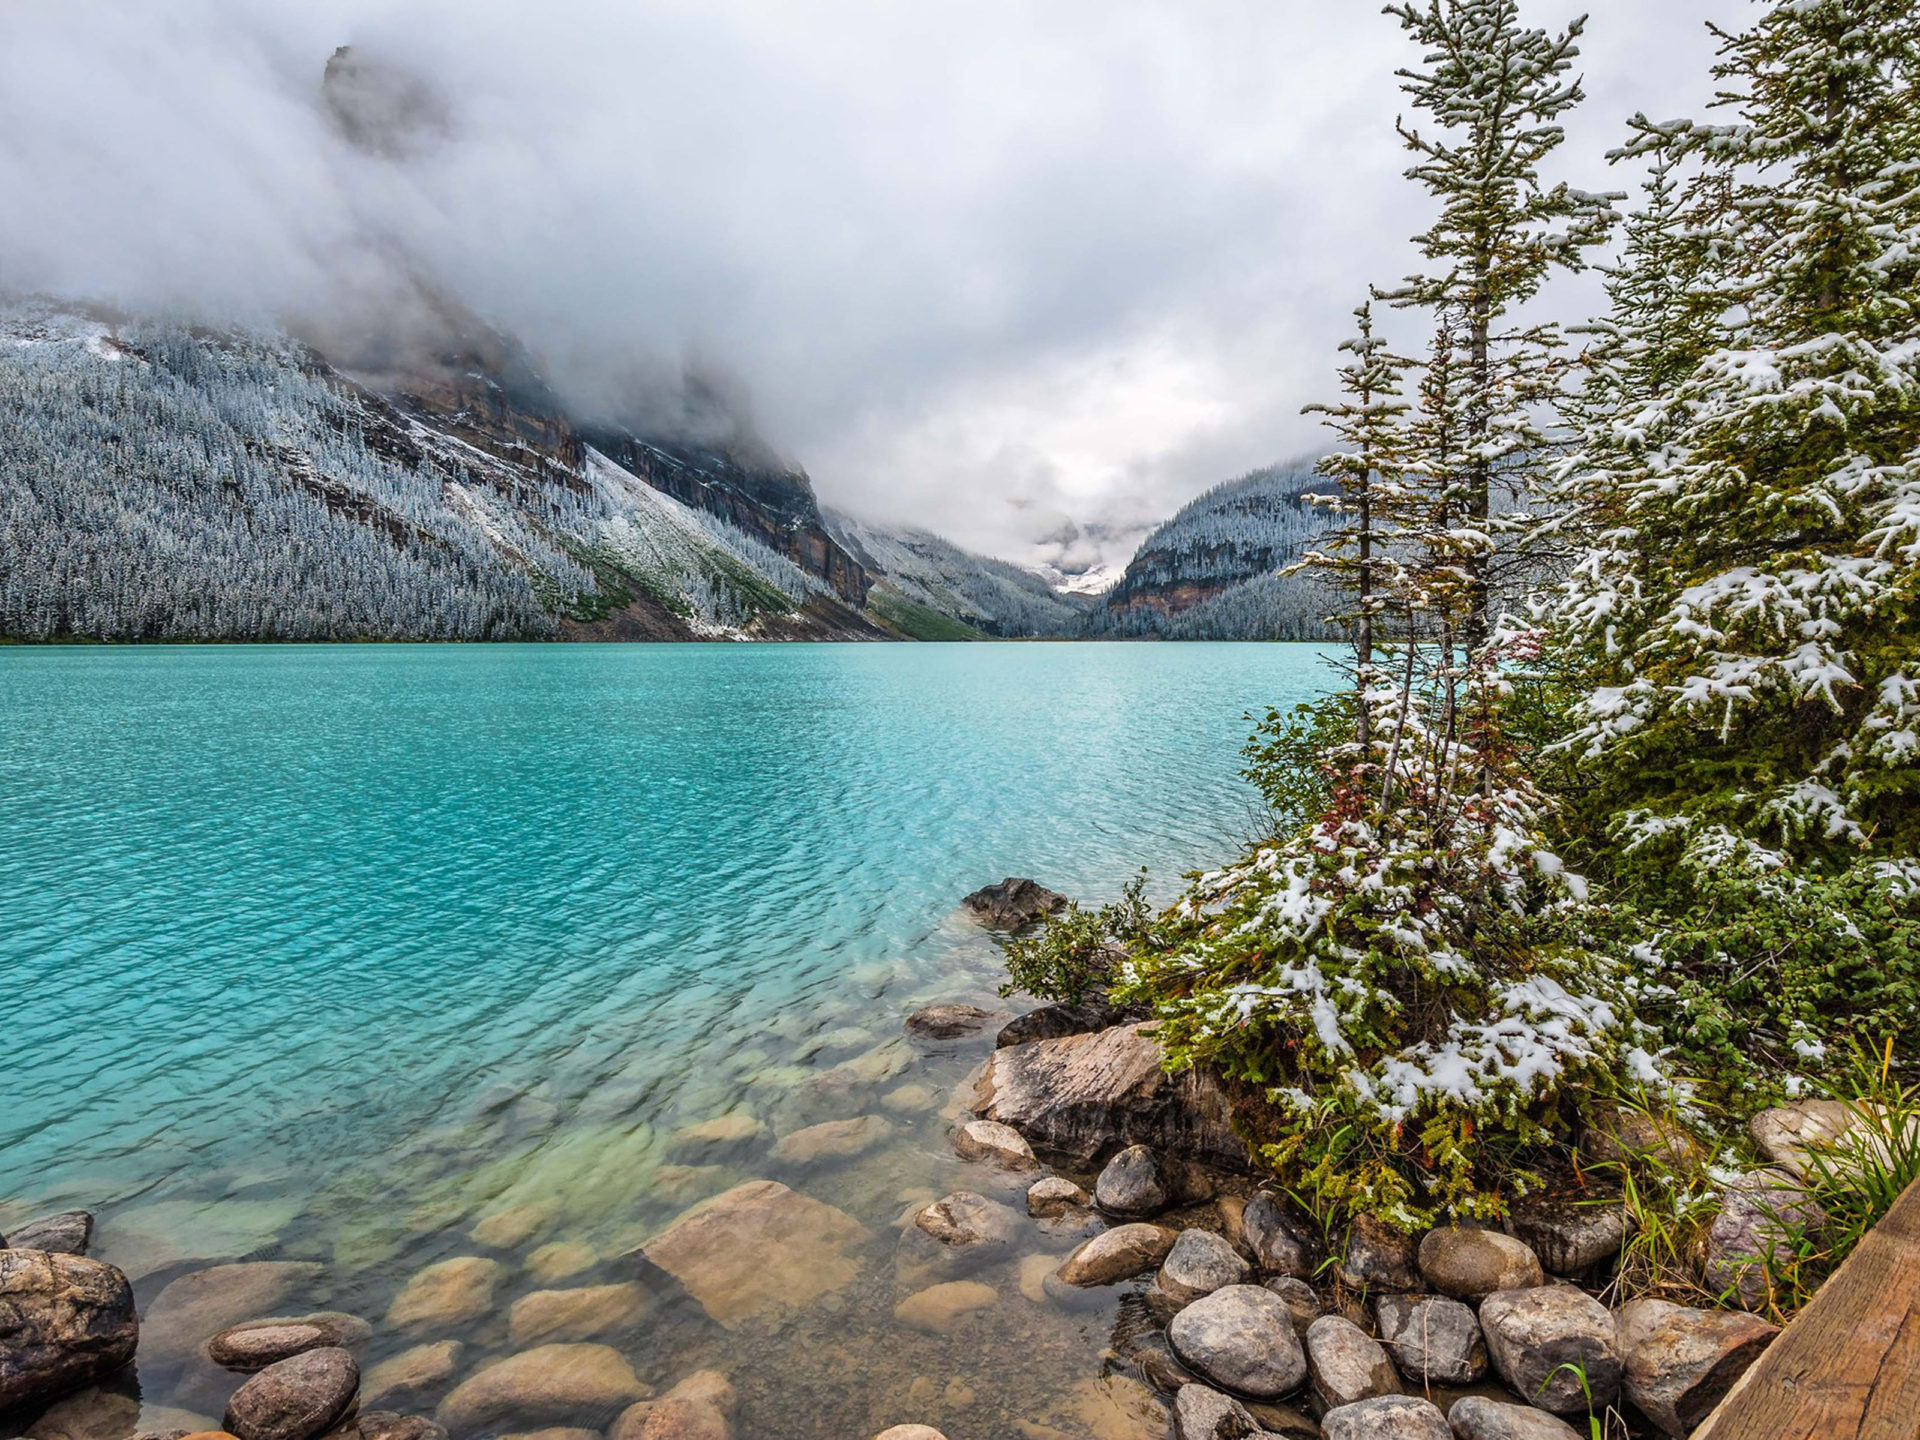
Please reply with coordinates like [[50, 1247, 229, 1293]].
[[1692, 1172, 1920, 1439]]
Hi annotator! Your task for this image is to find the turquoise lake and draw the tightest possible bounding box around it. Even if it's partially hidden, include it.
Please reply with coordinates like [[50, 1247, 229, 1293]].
[[0, 641, 1327, 1439]]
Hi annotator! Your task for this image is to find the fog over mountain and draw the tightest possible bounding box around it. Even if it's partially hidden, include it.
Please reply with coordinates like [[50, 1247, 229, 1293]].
[[0, 0, 1744, 574]]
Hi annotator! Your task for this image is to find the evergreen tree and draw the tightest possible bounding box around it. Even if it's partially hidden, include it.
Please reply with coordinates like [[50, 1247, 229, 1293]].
[[1384, 0, 1614, 651]]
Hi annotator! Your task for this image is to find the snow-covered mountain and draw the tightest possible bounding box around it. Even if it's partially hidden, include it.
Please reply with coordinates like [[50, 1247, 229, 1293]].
[[1092, 460, 1335, 640], [821, 509, 1090, 638]]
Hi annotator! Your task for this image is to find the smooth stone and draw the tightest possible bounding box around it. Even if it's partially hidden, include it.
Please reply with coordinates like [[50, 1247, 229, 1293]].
[[1703, 1168, 1825, 1311], [1478, 1286, 1621, 1416], [470, 1201, 559, 1250], [906, 1005, 1002, 1039], [1306, 1316, 1400, 1408], [508, 1283, 650, 1346], [1337, 1217, 1422, 1293], [1375, 1294, 1485, 1385], [638, 1180, 869, 1328], [1580, 1111, 1701, 1171], [0, 1251, 139, 1412], [1171, 1384, 1257, 1440], [355, 1414, 448, 1440], [222, 1348, 359, 1440], [497, 1429, 601, 1440], [1016, 1254, 1056, 1304], [873, 1430, 947, 1440], [385, 1258, 500, 1331], [8, 1213, 94, 1257], [1095, 1147, 1169, 1217], [1507, 1199, 1631, 1275], [995, 997, 1136, 1049], [1157, 1229, 1252, 1307], [952, 1120, 1040, 1171], [1748, 1099, 1866, 1180], [1167, 1284, 1308, 1400], [361, 1342, 462, 1408], [913, 1193, 1022, 1249], [820, 1043, 913, 1088], [1417, 1229, 1543, 1302], [1027, 1178, 1091, 1219], [436, 1345, 650, 1433], [525, 1243, 598, 1285], [1616, 1297, 1779, 1437], [970, 1023, 1250, 1169], [142, 1263, 326, 1367], [665, 1115, 766, 1158], [630, 1372, 732, 1440], [1242, 1195, 1319, 1279], [23, 1384, 142, 1440], [1321, 1396, 1449, 1440], [892, 1281, 998, 1334], [206, 1324, 332, 1372], [882, 1084, 940, 1114], [1446, 1396, 1581, 1439], [960, 877, 1067, 929], [1056, 1224, 1179, 1286], [1263, 1277, 1323, 1338], [772, 1115, 894, 1164]]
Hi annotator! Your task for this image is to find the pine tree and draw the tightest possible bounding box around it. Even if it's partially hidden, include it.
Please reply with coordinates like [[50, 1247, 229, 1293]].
[[1384, 0, 1614, 651]]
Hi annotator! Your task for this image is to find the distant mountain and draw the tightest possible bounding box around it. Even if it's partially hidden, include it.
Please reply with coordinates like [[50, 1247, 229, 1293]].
[[822, 509, 1090, 639], [0, 299, 886, 642], [1094, 460, 1335, 641]]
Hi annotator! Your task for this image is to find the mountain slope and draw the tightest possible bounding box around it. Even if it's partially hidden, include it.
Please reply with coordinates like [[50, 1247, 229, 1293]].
[[822, 509, 1090, 638], [0, 301, 884, 642], [1094, 460, 1334, 640]]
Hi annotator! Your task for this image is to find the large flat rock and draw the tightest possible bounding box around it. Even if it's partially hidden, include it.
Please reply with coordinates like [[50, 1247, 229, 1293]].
[[969, 1023, 1249, 1168], [637, 1180, 869, 1329]]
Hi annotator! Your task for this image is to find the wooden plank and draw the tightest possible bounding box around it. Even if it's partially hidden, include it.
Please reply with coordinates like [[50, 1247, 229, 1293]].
[[1692, 1172, 1920, 1440]]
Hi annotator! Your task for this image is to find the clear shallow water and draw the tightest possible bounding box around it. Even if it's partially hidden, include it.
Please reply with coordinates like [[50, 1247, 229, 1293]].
[[1, 642, 1326, 1440]]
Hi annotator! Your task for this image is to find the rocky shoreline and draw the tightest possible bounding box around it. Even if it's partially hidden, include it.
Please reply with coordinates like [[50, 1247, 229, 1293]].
[[0, 882, 1880, 1440]]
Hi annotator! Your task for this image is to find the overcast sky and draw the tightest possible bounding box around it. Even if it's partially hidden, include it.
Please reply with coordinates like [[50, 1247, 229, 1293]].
[[0, 0, 1749, 573]]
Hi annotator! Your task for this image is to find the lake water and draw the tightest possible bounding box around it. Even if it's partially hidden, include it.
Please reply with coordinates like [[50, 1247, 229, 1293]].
[[1, 642, 1327, 1440]]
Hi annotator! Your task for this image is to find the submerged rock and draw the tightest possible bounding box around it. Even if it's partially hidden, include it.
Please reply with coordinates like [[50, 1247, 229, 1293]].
[[1478, 1286, 1621, 1417], [142, 1263, 326, 1367], [356, 1416, 449, 1440], [362, 1342, 462, 1408], [1444, 1396, 1581, 1440], [436, 1344, 650, 1434], [0, 1252, 138, 1411], [6, 1213, 94, 1257], [223, 1348, 359, 1440], [1055, 1224, 1179, 1287], [1320, 1395, 1449, 1440], [628, 1371, 733, 1440], [971, 1023, 1249, 1169], [772, 1115, 894, 1164], [951, 1120, 1039, 1171], [1167, 1284, 1308, 1400], [1156, 1229, 1252, 1308], [1416, 1228, 1542, 1301], [507, 1283, 650, 1347], [1616, 1297, 1778, 1437], [638, 1180, 869, 1329], [906, 1005, 1002, 1039], [892, 1281, 998, 1334], [1375, 1294, 1485, 1385], [386, 1257, 500, 1332], [961, 877, 1067, 930], [664, 1114, 766, 1159]]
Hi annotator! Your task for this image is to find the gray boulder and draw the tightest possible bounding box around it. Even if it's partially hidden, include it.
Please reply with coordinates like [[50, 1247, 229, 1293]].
[[224, 1347, 360, 1440], [961, 877, 1067, 930], [1262, 1277, 1323, 1338], [1445, 1395, 1581, 1439], [1026, 1177, 1091, 1219], [1305, 1315, 1401, 1408], [1337, 1217, 1422, 1293], [1416, 1228, 1543, 1301], [1478, 1286, 1621, 1416], [1703, 1168, 1824, 1312], [5, 1213, 94, 1258], [0, 1250, 139, 1412], [951, 1120, 1039, 1171], [1375, 1293, 1485, 1385], [1157, 1229, 1253, 1308], [1172, 1383, 1259, 1440], [1616, 1297, 1778, 1437], [1242, 1195, 1320, 1279], [1167, 1284, 1308, 1400], [906, 1004, 1002, 1039], [995, 996, 1137, 1048], [1097, 1146, 1170, 1217], [1320, 1395, 1449, 1440], [1507, 1199, 1630, 1276]]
